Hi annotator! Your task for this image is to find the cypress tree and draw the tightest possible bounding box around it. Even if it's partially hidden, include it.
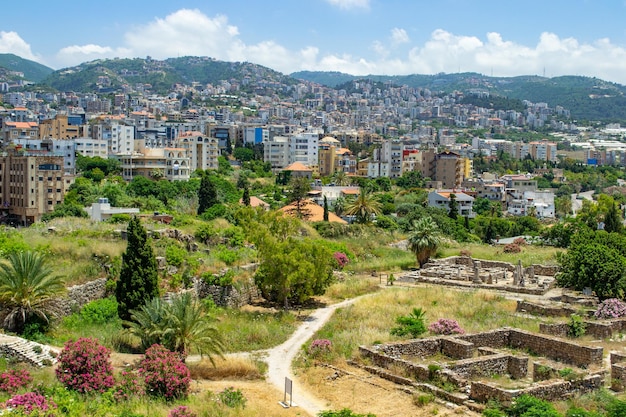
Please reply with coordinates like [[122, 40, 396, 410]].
[[243, 184, 251, 206], [323, 195, 329, 221], [197, 172, 218, 215], [116, 216, 159, 322]]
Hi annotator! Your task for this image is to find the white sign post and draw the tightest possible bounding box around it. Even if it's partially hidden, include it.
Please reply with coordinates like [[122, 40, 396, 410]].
[[279, 376, 296, 408]]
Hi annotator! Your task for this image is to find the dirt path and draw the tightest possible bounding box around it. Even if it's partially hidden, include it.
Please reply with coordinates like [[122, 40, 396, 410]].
[[264, 297, 362, 416]]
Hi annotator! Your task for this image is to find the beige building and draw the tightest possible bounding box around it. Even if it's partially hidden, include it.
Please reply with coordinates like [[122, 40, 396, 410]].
[[39, 114, 85, 139], [175, 131, 219, 172], [0, 154, 74, 224]]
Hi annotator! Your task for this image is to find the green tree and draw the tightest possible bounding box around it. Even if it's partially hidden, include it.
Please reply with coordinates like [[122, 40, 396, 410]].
[[390, 307, 427, 338], [448, 193, 459, 220], [408, 217, 442, 267], [0, 251, 65, 333], [344, 191, 382, 224], [116, 217, 159, 321], [233, 147, 254, 162], [126, 293, 223, 362], [323, 196, 329, 222], [197, 172, 218, 215], [604, 202, 623, 234], [288, 176, 312, 218], [242, 184, 251, 206]]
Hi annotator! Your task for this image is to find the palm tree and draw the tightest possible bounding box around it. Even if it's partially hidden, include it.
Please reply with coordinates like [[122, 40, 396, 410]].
[[344, 191, 382, 224], [333, 171, 351, 186], [0, 251, 65, 333], [407, 217, 442, 268], [126, 293, 224, 363]]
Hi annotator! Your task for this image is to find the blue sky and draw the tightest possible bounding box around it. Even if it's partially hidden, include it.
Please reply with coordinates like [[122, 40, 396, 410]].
[[4, 0, 626, 83]]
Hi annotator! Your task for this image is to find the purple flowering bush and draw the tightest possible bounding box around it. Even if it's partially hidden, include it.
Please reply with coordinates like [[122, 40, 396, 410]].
[[308, 339, 332, 359], [333, 252, 349, 269], [594, 298, 626, 319], [5, 391, 56, 415], [428, 318, 466, 335], [139, 344, 191, 401], [0, 369, 32, 394], [55, 338, 115, 393], [168, 405, 197, 417]]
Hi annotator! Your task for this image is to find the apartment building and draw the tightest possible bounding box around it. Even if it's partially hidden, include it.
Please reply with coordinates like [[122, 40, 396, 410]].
[[428, 190, 475, 218], [39, 114, 86, 139], [318, 137, 356, 176], [264, 136, 290, 169], [115, 145, 190, 182], [290, 131, 319, 168], [175, 131, 219, 171], [0, 154, 74, 224]]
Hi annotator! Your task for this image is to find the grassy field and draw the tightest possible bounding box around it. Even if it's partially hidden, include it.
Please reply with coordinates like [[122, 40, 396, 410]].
[[438, 241, 563, 266]]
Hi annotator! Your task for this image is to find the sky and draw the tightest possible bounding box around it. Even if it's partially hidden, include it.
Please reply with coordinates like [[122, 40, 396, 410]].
[[4, 0, 626, 84]]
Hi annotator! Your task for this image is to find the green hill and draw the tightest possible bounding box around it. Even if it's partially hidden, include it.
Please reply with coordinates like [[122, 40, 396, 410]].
[[0, 53, 54, 82], [41, 56, 297, 94]]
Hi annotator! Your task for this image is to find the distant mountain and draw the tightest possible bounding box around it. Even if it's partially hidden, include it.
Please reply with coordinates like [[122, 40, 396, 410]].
[[292, 70, 626, 121], [0, 53, 54, 83], [41, 56, 297, 94]]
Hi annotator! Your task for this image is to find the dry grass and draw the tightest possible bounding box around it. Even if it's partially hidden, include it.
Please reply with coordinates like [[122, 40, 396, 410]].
[[438, 242, 563, 266], [298, 361, 478, 417], [188, 355, 264, 380]]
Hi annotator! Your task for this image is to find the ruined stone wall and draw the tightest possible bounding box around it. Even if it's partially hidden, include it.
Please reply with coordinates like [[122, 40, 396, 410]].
[[509, 329, 603, 367], [531, 265, 559, 277], [194, 278, 260, 308], [441, 337, 475, 359], [517, 301, 579, 317], [47, 278, 108, 317], [376, 338, 442, 358], [458, 329, 511, 349], [450, 354, 510, 379]]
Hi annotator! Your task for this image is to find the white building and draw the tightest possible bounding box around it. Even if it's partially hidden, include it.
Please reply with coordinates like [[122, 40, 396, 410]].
[[428, 190, 475, 218], [175, 131, 219, 171], [289, 131, 319, 167], [85, 198, 139, 222], [507, 190, 555, 218], [264, 136, 290, 169]]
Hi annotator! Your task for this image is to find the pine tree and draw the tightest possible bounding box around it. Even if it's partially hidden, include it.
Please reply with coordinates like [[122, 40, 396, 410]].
[[197, 172, 218, 215], [116, 216, 159, 322], [604, 202, 623, 233], [448, 193, 459, 220]]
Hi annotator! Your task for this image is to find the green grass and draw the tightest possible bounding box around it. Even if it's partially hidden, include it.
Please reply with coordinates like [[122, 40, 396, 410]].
[[437, 242, 563, 266], [304, 286, 541, 363], [213, 309, 298, 353]]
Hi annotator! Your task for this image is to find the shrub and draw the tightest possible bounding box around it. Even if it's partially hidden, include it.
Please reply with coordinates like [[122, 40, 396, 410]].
[[55, 338, 115, 393], [318, 409, 376, 417], [166, 244, 187, 267], [138, 344, 190, 401], [5, 392, 56, 415], [80, 297, 119, 324], [595, 298, 626, 319], [513, 237, 527, 245], [567, 314, 587, 338], [333, 252, 349, 269], [428, 318, 465, 335], [195, 224, 219, 245], [168, 405, 197, 417], [0, 369, 32, 394], [507, 394, 560, 417], [308, 339, 332, 358], [390, 308, 427, 338], [503, 243, 521, 253], [111, 370, 143, 402], [215, 245, 239, 265], [218, 386, 247, 408]]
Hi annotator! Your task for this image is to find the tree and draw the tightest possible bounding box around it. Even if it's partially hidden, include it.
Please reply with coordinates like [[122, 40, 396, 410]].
[[448, 193, 459, 220], [126, 293, 224, 362], [242, 184, 251, 206], [0, 251, 65, 333], [604, 202, 623, 234], [323, 196, 329, 222], [344, 190, 382, 224], [407, 217, 442, 267], [197, 172, 218, 215], [116, 217, 159, 321], [288, 176, 312, 218]]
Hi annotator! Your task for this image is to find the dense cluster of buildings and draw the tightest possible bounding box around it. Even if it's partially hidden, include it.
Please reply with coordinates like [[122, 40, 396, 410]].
[[0, 64, 593, 223]]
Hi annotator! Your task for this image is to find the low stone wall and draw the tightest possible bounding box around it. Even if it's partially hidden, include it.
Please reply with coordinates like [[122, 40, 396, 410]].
[[531, 265, 559, 277], [47, 278, 108, 317], [509, 329, 603, 367], [450, 354, 510, 379], [458, 329, 511, 349], [611, 352, 626, 391], [376, 338, 441, 358], [441, 337, 474, 359], [517, 300, 579, 317], [194, 278, 260, 308], [470, 375, 603, 405], [540, 318, 626, 339]]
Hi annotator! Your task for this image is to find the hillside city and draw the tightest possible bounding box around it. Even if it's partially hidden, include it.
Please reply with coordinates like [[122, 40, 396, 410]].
[[1, 55, 626, 417]]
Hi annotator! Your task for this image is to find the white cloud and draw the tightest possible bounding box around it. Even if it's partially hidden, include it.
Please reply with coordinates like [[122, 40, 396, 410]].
[[0, 31, 41, 63], [390, 28, 409, 45], [45, 8, 626, 85], [325, 0, 370, 10]]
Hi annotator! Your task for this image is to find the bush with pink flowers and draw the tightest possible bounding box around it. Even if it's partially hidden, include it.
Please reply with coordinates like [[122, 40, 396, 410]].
[[111, 370, 143, 402], [333, 252, 349, 269], [428, 318, 465, 335], [0, 369, 32, 394], [595, 298, 626, 319], [55, 337, 115, 393], [138, 344, 190, 401], [168, 405, 197, 417], [5, 391, 56, 415]]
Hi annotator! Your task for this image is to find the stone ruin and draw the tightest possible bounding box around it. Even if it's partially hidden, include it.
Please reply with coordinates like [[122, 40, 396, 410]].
[[358, 328, 606, 412], [399, 256, 558, 296]]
